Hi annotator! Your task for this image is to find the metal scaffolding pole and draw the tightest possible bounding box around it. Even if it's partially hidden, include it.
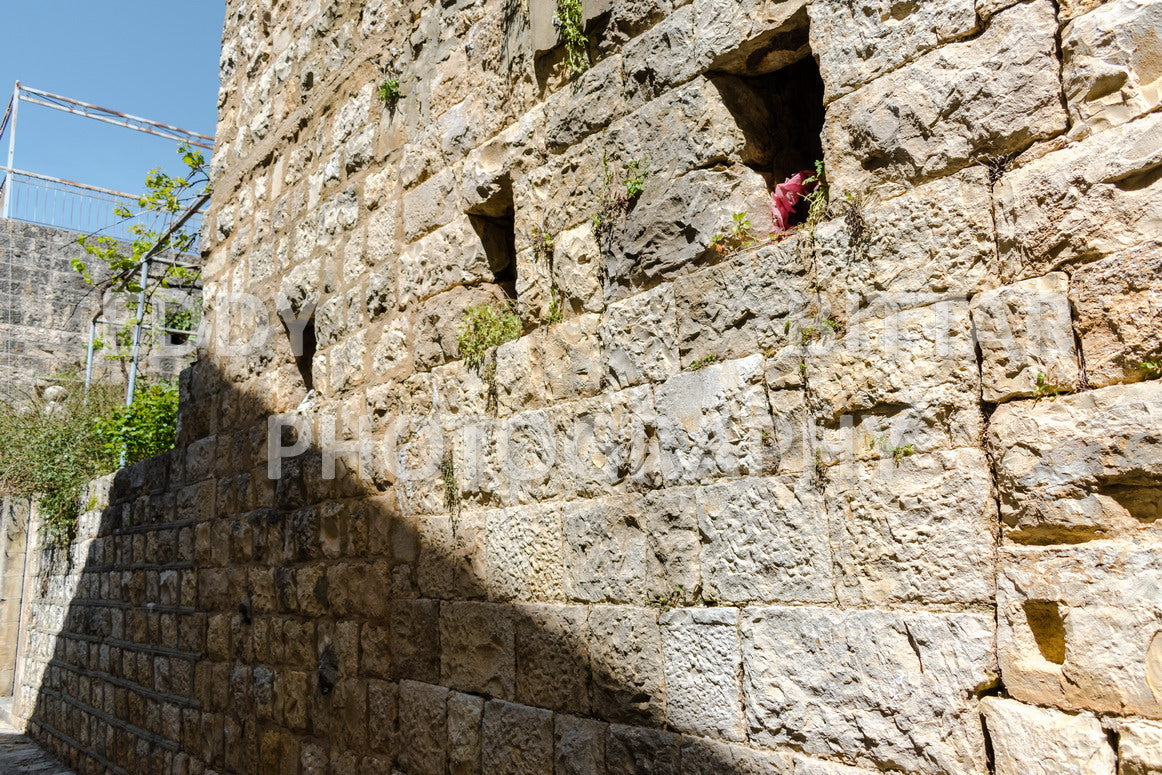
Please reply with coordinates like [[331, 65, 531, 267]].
[[3, 82, 19, 219]]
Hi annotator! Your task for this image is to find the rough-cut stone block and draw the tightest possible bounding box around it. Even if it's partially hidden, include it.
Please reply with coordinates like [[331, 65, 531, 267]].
[[682, 739, 793, 774], [448, 692, 484, 775], [825, 1, 1067, 197], [553, 385, 661, 498], [515, 604, 590, 714], [1063, 0, 1162, 138], [601, 285, 680, 390], [674, 241, 809, 367], [655, 354, 773, 485], [555, 715, 607, 775], [551, 224, 604, 314], [792, 755, 879, 775], [562, 498, 647, 603], [398, 681, 448, 775], [982, 697, 1115, 775], [698, 476, 831, 604], [545, 55, 628, 153], [659, 607, 744, 740], [397, 217, 494, 308], [996, 110, 1162, 280], [391, 600, 441, 683], [1071, 243, 1162, 387], [414, 284, 510, 371], [606, 724, 681, 775], [480, 700, 554, 775], [997, 541, 1162, 717], [989, 382, 1162, 542], [810, 0, 978, 102], [605, 164, 773, 300], [1120, 720, 1162, 775], [971, 272, 1081, 402], [693, 0, 809, 76], [484, 505, 563, 602], [620, 4, 699, 109], [641, 488, 702, 600], [816, 168, 999, 314], [807, 301, 982, 436], [439, 602, 515, 699], [743, 607, 996, 774], [588, 606, 666, 725], [828, 449, 996, 605]]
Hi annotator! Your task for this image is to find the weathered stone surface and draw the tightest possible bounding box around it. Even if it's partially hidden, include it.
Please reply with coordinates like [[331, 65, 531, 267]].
[[971, 272, 1081, 402], [588, 606, 666, 725], [439, 602, 515, 699], [996, 110, 1162, 280], [825, 1, 1067, 197], [1071, 242, 1162, 387], [480, 700, 554, 775], [447, 692, 484, 775], [681, 738, 793, 774], [654, 354, 773, 485], [397, 681, 448, 775], [828, 449, 996, 605], [397, 216, 495, 308], [562, 497, 647, 603], [698, 476, 831, 604], [810, 0, 978, 102], [1120, 719, 1162, 775], [414, 284, 511, 371], [792, 755, 879, 775], [484, 505, 564, 601], [981, 696, 1116, 775], [641, 488, 702, 599], [816, 168, 1000, 315], [743, 607, 996, 773], [601, 285, 680, 389], [605, 724, 681, 775], [997, 540, 1162, 717], [659, 607, 744, 740], [514, 604, 591, 715], [554, 715, 607, 775], [673, 240, 809, 367], [1063, 0, 1162, 138], [989, 382, 1162, 542]]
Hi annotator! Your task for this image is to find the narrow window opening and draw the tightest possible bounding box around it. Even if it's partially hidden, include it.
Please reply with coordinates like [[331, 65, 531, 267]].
[[1023, 599, 1067, 665], [281, 306, 317, 392], [467, 178, 517, 300]]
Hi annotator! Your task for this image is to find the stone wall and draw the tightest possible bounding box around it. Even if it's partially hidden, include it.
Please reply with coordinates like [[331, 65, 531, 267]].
[[0, 218, 197, 401], [10, 0, 1162, 773]]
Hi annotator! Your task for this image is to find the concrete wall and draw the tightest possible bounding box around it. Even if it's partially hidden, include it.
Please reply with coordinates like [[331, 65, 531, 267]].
[[9, 0, 1162, 773]]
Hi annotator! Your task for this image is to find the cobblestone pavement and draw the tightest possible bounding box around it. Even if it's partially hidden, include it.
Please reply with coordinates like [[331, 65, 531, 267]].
[[0, 721, 74, 774]]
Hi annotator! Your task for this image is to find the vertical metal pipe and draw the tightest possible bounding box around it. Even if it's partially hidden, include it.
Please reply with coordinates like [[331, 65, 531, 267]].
[[122, 256, 151, 466], [3, 83, 18, 219], [83, 316, 97, 396]]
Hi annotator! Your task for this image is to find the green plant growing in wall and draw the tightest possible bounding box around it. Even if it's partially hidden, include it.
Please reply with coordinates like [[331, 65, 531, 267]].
[[1142, 361, 1161, 379], [456, 301, 522, 375], [553, 0, 589, 75], [687, 354, 720, 371], [592, 155, 650, 242], [710, 212, 757, 257], [545, 286, 565, 324], [442, 450, 461, 513], [800, 316, 843, 345], [1033, 371, 1066, 401], [378, 77, 401, 106], [891, 443, 916, 466]]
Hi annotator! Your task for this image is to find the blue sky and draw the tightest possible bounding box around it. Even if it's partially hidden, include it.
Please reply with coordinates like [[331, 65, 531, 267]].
[[0, 1, 224, 196]]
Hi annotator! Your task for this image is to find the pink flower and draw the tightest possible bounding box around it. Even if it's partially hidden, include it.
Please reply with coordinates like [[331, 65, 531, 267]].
[[770, 170, 816, 232]]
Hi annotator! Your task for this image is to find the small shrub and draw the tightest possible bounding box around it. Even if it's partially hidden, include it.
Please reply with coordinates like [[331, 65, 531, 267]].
[[624, 159, 650, 200], [710, 212, 757, 257], [891, 443, 916, 465], [377, 77, 401, 106], [800, 316, 843, 345], [1033, 371, 1065, 400], [545, 286, 565, 324], [553, 0, 588, 75], [1142, 361, 1161, 379], [687, 354, 720, 371], [456, 301, 522, 374], [94, 382, 181, 464]]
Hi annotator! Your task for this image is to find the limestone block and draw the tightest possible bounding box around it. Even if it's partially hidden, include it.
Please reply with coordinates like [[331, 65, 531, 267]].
[[815, 168, 1000, 314], [682, 739, 793, 774], [562, 497, 647, 603], [601, 284, 680, 389], [545, 55, 628, 153], [439, 602, 515, 699], [825, 1, 1067, 198], [981, 696, 1115, 775], [391, 600, 441, 683], [971, 272, 1081, 402], [553, 385, 661, 498], [398, 680, 448, 775], [605, 164, 773, 300], [495, 333, 548, 417], [588, 606, 666, 724], [551, 223, 603, 314], [516, 132, 607, 239], [810, 0, 978, 102], [698, 475, 832, 604], [397, 217, 494, 308], [481, 700, 554, 775], [641, 488, 702, 599], [674, 240, 809, 367], [693, 0, 809, 75], [541, 313, 604, 402], [989, 382, 1162, 541], [484, 505, 564, 602], [659, 607, 745, 740], [997, 541, 1162, 717], [514, 604, 591, 714], [1120, 720, 1162, 775], [654, 354, 774, 485], [402, 165, 463, 242], [807, 301, 982, 437], [996, 111, 1162, 280], [448, 692, 484, 775], [792, 755, 879, 775], [606, 724, 681, 775], [620, 3, 699, 109], [827, 449, 997, 605], [743, 607, 996, 774], [1071, 242, 1162, 387], [555, 715, 607, 775], [1063, 0, 1162, 138]]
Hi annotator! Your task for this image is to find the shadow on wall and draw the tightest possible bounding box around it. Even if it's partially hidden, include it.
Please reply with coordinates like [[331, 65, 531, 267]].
[[16, 357, 785, 775]]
